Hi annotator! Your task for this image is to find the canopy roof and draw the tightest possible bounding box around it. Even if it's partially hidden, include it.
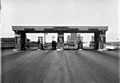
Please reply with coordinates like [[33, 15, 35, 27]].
[[12, 26, 108, 33]]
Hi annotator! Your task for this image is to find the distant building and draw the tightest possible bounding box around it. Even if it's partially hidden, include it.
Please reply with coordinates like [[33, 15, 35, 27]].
[[70, 33, 77, 43], [1, 38, 15, 43], [1, 38, 31, 49], [77, 34, 83, 44], [67, 35, 71, 43], [106, 41, 120, 46], [38, 36, 43, 44], [1, 38, 15, 49]]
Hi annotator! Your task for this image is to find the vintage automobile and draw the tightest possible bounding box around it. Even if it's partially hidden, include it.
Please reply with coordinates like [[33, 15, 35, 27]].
[[89, 41, 95, 48], [63, 42, 77, 50]]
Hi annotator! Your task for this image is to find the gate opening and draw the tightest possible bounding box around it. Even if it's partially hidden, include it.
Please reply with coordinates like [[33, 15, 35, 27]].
[[26, 33, 58, 50], [80, 33, 95, 50]]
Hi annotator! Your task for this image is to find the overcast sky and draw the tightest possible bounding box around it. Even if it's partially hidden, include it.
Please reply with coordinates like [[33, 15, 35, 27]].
[[1, 0, 119, 42]]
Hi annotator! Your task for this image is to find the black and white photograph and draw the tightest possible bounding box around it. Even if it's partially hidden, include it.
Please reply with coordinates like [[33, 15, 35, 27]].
[[0, 0, 120, 83]]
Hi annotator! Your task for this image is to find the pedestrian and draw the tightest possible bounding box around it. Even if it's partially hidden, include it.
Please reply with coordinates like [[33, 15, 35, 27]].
[[52, 40, 56, 50], [78, 40, 83, 49]]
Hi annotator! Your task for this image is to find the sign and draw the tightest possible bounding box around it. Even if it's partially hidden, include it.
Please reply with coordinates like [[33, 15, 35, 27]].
[[54, 27, 69, 30], [100, 34, 105, 37]]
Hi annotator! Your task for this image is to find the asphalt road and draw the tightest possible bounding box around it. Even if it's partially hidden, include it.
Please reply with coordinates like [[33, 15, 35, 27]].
[[2, 49, 119, 83]]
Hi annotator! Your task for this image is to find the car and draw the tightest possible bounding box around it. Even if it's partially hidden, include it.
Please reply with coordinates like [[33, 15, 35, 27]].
[[68, 42, 75, 46], [43, 43, 52, 49], [105, 45, 117, 50], [63, 42, 77, 50], [89, 41, 95, 47]]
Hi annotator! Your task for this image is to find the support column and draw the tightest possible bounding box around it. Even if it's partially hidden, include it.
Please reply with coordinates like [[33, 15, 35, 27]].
[[98, 31, 106, 50], [21, 32, 26, 50], [94, 31, 106, 50], [14, 32, 21, 50], [94, 32, 100, 50], [44, 33, 46, 44]]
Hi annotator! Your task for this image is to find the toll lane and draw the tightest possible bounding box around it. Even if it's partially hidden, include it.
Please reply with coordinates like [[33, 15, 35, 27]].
[[2, 50, 119, 83]]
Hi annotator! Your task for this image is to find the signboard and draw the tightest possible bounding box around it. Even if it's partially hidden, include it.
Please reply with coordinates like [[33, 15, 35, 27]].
[[100, 34, 105, 37], [54, 27, 69, 30]]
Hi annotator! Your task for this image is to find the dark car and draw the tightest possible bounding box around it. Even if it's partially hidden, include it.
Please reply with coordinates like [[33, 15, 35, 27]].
[[89, 41, 95, 47], [68, 42, 75, 46], [63, 42, 77, 50]]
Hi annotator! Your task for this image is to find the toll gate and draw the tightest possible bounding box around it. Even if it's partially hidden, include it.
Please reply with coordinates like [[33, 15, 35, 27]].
[[12, 26, 108, 50]]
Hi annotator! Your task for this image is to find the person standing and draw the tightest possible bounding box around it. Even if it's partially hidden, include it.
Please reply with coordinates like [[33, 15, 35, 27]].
[[78, 40, 83, 49], [52, 40, 56, 50]]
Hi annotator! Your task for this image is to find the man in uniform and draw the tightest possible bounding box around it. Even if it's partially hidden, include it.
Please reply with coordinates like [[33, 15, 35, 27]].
[[52, 40, 56, 50], [78, 40, 83, 50]]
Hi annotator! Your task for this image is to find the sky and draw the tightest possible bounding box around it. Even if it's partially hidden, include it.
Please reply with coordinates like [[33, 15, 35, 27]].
[[1, 0, 119, 42]]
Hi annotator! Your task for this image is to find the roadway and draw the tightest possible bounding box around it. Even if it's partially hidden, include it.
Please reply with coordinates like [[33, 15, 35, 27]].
[[2, 49, 119, 83]]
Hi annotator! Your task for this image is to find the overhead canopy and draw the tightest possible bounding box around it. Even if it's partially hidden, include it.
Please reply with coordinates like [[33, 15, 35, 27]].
[[12, 26, 108, 33]]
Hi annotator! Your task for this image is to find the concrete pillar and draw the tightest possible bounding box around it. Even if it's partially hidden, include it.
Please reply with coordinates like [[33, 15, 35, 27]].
[[20, 32, 26, 50], [14, 32, 21, 50], [94, 32, 100, 50], [44, 33, 46, 44], [94, 31, 106, 50], [103, 31, 106, 43], [98, 31, 106, 50]]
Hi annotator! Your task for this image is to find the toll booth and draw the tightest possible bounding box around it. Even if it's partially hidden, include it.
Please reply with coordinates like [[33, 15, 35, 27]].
[[94, 31, 106, 50], [14, 31, 26, 50], [15, 33, 21, 49], [77, 34, 83, 49], [12, 26, 108, 50], [38, 36, 43, 49], [57, 33, 64, 48]]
